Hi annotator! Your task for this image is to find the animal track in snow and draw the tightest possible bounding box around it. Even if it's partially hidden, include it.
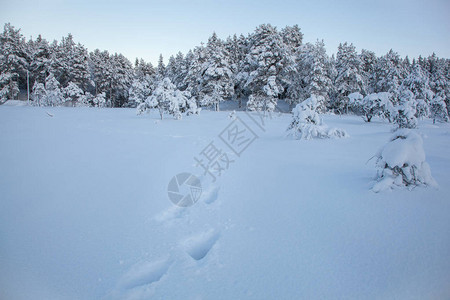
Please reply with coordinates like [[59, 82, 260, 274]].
[[182, 229, 220, 260]]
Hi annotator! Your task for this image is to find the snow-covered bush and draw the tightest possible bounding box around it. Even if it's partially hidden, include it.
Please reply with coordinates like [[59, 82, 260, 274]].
[[287, 95, 348, 139], [247, 76, 281, 112], [63, 81, 92, 106], [93, 92, 107, 108], [184, 91, 201, 116], [137, 78, 198, 120], [373, 129, 437, 192], [0, 73, 19, 102], [349, 92, 394, 122]]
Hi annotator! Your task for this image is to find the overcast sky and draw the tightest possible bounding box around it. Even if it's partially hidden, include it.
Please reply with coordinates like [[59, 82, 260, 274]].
[[1, 0, 449, 65]]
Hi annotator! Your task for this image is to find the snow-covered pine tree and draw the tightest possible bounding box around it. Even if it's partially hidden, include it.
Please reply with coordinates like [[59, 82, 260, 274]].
[[430, 95, 448, 123], [157, 54, 166, 79], [44, 73, 63, 106], [31, 81, 46, 106], [29, 34, 51, 85], [334, 42, 365, 114], [279, 25, 303, 97], [289, 40, 332, 111], [92, 92, 107, 108], [109, 53, 133, 107], [393, 89, 418, 129], [63, 81, 85, 106], [426, 54, 450, 116], [171, 52, 189, 90], [247, 76, 281, 112], [244, 24, 285, 111], [128, 78, 151, 108], [134, 58, 155, 79], [198, 32, 234, 111], [400, 62, 433, 118], [373, 49, 403, 96], [360, 49, 377, 94], [185, 46, 207, 103], [0, 23, 28, 101]]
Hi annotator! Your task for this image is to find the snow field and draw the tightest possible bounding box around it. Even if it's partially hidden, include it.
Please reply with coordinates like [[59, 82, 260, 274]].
[[0, 106, 449, 299]]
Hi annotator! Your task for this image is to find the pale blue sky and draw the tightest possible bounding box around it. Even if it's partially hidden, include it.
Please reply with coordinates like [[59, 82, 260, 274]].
[[1, 0, 449, 65]]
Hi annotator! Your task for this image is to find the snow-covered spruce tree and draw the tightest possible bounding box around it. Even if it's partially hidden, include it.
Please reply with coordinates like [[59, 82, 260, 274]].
[[372, 129, 437, 192], [31, 81, 46, 106], [137, 78, 198, 120], [287, 95, 348, 140], [349, 92, 394, 122], [156, 54, 166, 79]]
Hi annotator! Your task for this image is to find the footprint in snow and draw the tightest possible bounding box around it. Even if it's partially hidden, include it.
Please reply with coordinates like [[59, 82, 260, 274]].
[[118, 257, 173, 290], [182, 229, 220, 261], [153, 206, 186, 224], [202, 185, 220, 204]]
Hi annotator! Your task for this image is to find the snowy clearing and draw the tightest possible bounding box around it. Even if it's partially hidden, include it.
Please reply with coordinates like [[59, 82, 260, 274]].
[[0, 106, 449, 299]]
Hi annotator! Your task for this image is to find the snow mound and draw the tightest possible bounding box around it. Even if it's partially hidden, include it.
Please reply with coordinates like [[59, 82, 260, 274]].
[[2, 100, 28, 106], [373, 129, 437, 192], [287, 95, 348, 139]]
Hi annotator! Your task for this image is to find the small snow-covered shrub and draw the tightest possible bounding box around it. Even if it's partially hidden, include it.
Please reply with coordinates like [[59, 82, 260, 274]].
[[287, 95, 348, 140], [137, 78, 199, 120], [349, 92, 394, 122], [372, 129, 437, 192]]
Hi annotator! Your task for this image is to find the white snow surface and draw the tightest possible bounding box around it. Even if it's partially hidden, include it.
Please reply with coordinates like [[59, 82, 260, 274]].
[[1, 106, 450, 299]]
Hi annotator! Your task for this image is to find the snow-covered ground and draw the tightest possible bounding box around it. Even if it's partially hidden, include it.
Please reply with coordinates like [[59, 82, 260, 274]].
[[0, 106, 449, 300]]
